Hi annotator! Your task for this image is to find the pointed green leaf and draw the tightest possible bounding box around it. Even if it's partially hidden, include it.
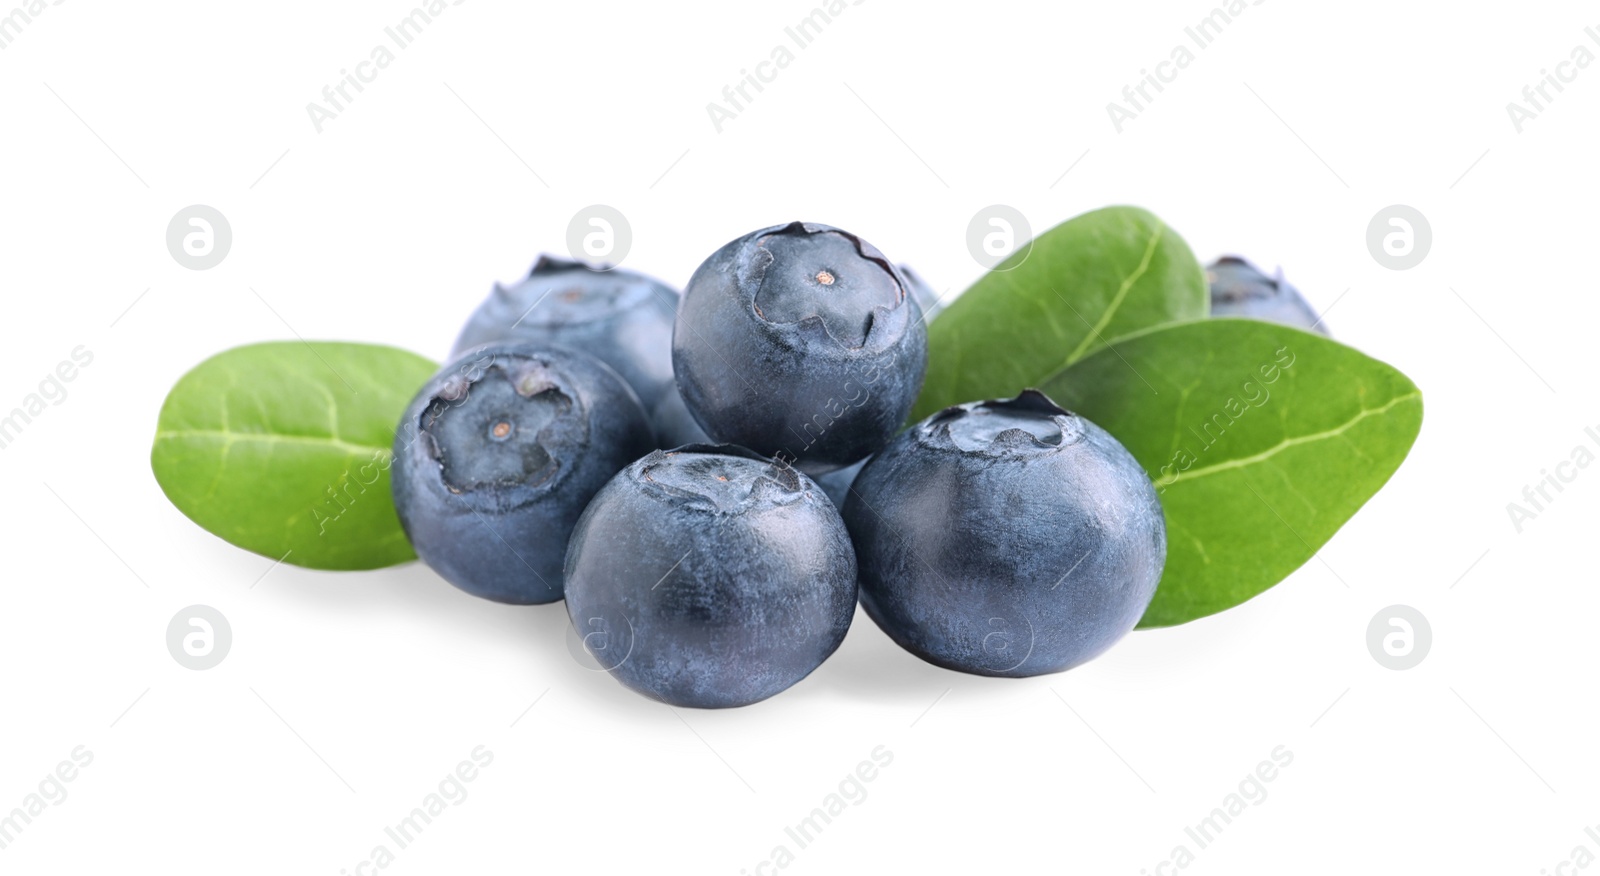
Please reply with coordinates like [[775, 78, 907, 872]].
[[912, 206, 1207, 421], [1039, 319, 1423, 628]]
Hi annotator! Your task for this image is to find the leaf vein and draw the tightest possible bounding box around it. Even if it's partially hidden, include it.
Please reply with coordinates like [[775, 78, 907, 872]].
[[155, 429, 389, 457], [1065, 220, 1165, 363], [1154, 391, 1420, 488]]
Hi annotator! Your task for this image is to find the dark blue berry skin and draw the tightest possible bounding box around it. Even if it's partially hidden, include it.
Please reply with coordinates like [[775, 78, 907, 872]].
[[842, 391, 1166, 678], [782, 260, 944, 501], [652, 259, 939, 452], [648, 383, 711, 450], [1208, 256, 1328, 335], [815, 458, 865, 508], [452, 256, 681, 409], [392, 343, 653, 605], [564, 445, 857, 708], [672, 222, 928, 476], [899, 264, 942, 321]]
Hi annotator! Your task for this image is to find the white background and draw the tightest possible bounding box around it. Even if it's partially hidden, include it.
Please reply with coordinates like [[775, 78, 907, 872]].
[[2, 1, 1596, 873]]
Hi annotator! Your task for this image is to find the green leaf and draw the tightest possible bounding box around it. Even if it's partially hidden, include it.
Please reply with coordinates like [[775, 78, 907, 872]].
[[1039, 319, 1423, 628], [912, 206, 1207, 421], [151, 342, 438, 571]]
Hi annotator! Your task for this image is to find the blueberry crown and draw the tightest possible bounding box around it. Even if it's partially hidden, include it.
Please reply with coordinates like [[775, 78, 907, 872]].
[[922, 390, 1086, 456], [636, 444, 808, 513]]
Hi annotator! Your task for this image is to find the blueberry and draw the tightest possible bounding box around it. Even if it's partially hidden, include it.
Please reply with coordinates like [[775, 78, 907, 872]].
[[1208, 256, 1328, 335], [648, 383, 711, 450], [842, 391, 1166, 677], [814, 458, 865, 508], [452, 255, 680, 408], [655, 261, 939, 455], [672, 222, 928, 475], [564, 445, 857, 707], [898, 264, 942, 321], [392, 343, 653, 604]]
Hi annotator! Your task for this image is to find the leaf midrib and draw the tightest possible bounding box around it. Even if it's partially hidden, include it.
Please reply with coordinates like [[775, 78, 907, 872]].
[[154, 428, 390, 457], [1154, 391, 1421, 488], [1064, 219, 1165, 364]]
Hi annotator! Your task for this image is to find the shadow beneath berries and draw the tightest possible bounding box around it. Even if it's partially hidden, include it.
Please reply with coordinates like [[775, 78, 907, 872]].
[[788, 606, 996, 706], [254, 563, 1005, 718], [258, 559, 689, 717]]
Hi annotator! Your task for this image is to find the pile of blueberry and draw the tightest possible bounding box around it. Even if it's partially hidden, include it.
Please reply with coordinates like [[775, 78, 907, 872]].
[[391, 222, 1168, 708]]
